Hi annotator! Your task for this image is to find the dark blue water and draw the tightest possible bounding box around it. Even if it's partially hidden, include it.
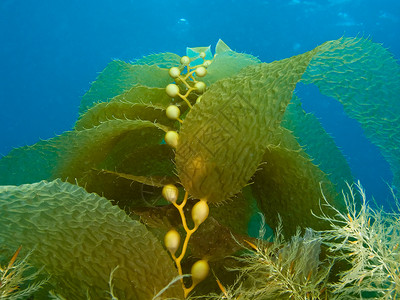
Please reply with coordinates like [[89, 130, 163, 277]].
[[0, 0, 399, 203]]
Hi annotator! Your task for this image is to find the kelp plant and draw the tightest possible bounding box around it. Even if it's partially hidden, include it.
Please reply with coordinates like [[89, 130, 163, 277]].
[[0, 37, 399, 299]]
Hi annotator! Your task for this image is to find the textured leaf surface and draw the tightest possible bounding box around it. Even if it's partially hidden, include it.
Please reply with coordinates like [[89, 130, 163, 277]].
[[204, 50, 260, 85], [79, 169, 169, 208], [0, 180, 183, 299], [79, 60, 172, 114], [75, 85, 174, 130], [252, 127, 342, 236], [176, 49, 319, 203], [208, 187, 259, 235], [134, 52, 181, 68], [282, 96, 354, 194], [302, 37, 400, 194], [0, 120, 167, 187]]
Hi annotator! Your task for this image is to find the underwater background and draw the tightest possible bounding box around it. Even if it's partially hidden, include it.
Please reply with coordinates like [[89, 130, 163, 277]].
[[0, 0, 399, 204]]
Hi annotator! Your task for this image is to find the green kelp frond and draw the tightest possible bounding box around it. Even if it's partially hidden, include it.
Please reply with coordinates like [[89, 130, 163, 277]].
[[215, 39, 231, 54], [204, 47, 260, 86], [282, 95, 354, 195], [316, 181, 400, 299], [0, 179, 183, 299], [302, 37, 400, 195], [209, 186, 259, 236], [48, 290, 68, 300], [75, 85, 176, 131], [251, 126, 341, 236], [0, 119, 172, 208], [176, 48, 319, 204], [134, 52, 181, 68], [79, 59, 173, 114], [176, 36, 399, 234]]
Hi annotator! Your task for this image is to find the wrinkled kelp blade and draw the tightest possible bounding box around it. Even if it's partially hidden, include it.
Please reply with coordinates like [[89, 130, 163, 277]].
[[252, 127, 341, 236], [76, 85, 175, 130], [55, 120, 167, 180], [79, 60, 172, 114], [0, 120, 167, 187], [204, 49, 260, 86], [190, 216, 250, 260], [283, 96, 354, 194], [0, 140, 60, 185], [81, 144, 177, 207], [134, 52, 181, 68], [94, 169, 177, 187], [302, 37, 400, 193], [0, 180, 183, 299], [109, 84, 172, 108], [208, 186, 259, 236], [176, 49, 319, 203], [102, 144, 175, 176], [104, 84, 172, 108], [79, 169, 168, 208], [215, 39, 231, 55], [75, 102, 172, 131]]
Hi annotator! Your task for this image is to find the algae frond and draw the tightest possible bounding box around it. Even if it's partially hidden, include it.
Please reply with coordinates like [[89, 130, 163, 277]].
[[0, 247, 47, 299]]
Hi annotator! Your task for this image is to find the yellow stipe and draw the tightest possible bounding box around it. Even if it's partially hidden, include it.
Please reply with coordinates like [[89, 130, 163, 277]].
[[182, 69, 196, 82], [163, 54, 213, 297], [184, 286, 194, 298], [178, 92, 193, 109], [165, 190, 210, 298], [179, 75, 192, 90], [166, 56, 211, 116]]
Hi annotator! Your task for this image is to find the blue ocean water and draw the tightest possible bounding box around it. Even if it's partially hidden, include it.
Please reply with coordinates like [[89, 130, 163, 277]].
[[0, 0, 399, 203]]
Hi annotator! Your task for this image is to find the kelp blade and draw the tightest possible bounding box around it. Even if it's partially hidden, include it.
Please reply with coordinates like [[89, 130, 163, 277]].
[[0, 179, 183, 299], [176, 49, 319, 203], [302, 37, 400, 195]]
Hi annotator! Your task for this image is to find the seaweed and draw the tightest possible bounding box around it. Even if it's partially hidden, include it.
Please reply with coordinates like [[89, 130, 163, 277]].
[[317, 182, 400, 298], [0, 37, 399, 298], [0, 247, 47, 299]]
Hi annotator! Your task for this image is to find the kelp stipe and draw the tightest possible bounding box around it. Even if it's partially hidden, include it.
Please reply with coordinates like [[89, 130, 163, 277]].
[[316, 182, 400, 299]]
